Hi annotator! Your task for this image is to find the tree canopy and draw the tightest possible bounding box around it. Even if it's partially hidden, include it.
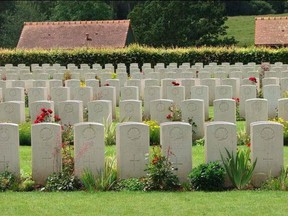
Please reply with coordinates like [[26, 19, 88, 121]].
[[128, 1, 236, 47]]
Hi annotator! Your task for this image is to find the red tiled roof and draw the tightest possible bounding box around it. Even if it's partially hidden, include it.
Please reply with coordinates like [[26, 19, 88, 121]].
[[255, 16, 288, 46], [17, 20, 133, 49]]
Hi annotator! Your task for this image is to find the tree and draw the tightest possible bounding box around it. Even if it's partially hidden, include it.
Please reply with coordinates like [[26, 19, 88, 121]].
[[128, 1, 236, 47], [0, 1, 47, 48], [50, 0, 113, 21]]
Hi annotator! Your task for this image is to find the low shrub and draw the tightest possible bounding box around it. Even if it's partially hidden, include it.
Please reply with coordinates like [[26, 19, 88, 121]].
[[272, 117, 288, 146], [144, 147, 180, 191], [188, 161, 225, 191], [44, 172, 82, 192], [0, 171, 19, 191], [19, 122, 31, 146], [115, 178, 146, 191], [143, 120, 160, 145], [261, 167, 288, 191]]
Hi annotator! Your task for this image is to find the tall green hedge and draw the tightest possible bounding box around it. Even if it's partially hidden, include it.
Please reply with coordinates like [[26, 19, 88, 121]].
[[1, 44, 288, 67]]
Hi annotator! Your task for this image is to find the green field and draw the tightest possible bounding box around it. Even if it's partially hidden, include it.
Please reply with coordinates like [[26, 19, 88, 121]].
[[225, 13, 288, 47]]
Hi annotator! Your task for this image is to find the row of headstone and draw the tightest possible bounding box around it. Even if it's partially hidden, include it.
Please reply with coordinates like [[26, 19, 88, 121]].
[[0, 121, 282, 186]]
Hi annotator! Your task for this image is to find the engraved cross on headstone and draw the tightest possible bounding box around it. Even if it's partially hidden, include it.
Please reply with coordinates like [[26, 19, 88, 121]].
[[263, 152, 273, 166], [130, 154, 140, 171]]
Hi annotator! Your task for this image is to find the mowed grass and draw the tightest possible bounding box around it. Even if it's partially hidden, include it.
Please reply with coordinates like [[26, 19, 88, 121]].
[[0, 190, 288, 216], [225, 13, 288, 47]]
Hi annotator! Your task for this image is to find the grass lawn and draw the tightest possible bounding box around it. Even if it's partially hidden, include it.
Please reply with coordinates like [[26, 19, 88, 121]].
[[225, 13, 288, 47], [0, 191, 288, 216]]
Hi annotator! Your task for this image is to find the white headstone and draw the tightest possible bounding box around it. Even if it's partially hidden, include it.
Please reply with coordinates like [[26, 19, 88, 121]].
[[30, 101, 54, 123], [263, 85, 280, 119], [251, 121, 283, 186], [0, 123, 20, 176], [205, 121, 237, 163], [120, 86, 139, 101], [150, 99, 173, 124], [28, 87, 48, 107], [116, 122, 149, 179], [32, 123, 62, 185], [214, 99, 236, 123], [74, 123, 105, 178], [58, 100, 83, 125], [4, 87, 24, 102], [98, 86, 116, 119], [143, 86, 161, 119], [239, 85, 257, 119], [166, 86, 185, 108], [119, 100, 142, 122], [215, 85, 233, 100], [278, 98, 288, 121], [88, 100, 112, 124], [0, 102, 25, 123], [181, 99, 205, 140], [191, 85, 209, 120], [73, 87, 93, 108], [245, 99, 268, 134], [160, 122, 192, 182]]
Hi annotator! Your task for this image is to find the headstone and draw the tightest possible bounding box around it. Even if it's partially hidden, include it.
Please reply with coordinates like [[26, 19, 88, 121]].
[[262, 77, 279, 86], [221, 78, 240, 98], [120, 86, 139, 101], [263, 85, 280, 119], [214, 99, 236, 123], [65, 79, 80, 99], [32, 123, 62, 185], [160, 122, 192, 182], [180, 78, 197, 99], [106, 79, 120, 106], [205, 121, 237, 163], [181, 99, 205, 139], [98, 86, 116, 119], [74, 123, 105, 178], [88, 100, 112, 124], [30, 101, 54, 123], [116, 122, 149, 179], [150, 99, 173, 124], [280, 78, 288, 97], [126, 79, 142, 99], [143, 86, 161, 119], [28, 87, 48, 107], [73, 87, 93, 108], [200, 78, 220, 105], [239, 85, 257, 119], [191, 85, 209, 120], [215, 85, 233, 100], [4, 87, 24, 102], [278, 98, 288, 121], [0, 102, 25, 123], [161, 78, 176, 99], [119, 100, 142, 122], [49, 80, 63, 93], [245, 99, 268, 134], [85, 79, 100, 100], [58, 100, 83, 125], [251, 121, 283, 186], [166, 86, 185, 108], [0, 123, 20, 176]]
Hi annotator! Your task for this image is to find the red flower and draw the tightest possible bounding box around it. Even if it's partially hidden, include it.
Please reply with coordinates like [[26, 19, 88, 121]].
[[249, 77, 257, 83], [34, 120, 40, 124], [166, 113, 173, 119], [247, 143, 251, 148], [104, 83, 110, 86], [54, 115, 61, 122], [152, 157, 159, 165], [47, 109, 53, 114], [232, 97, 240, 103], [41, 108, 47, 113], [172, 81, 180, 86]]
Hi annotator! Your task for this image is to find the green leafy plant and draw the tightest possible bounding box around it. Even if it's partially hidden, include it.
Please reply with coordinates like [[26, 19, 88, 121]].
[[44, 172, 82, 192], [143, 120, 160, 146], [104, 120, 116, 146], [272, 117, 288, 146], [221, 148, 257, 190], [144, 146, 180, 191], [81, 157, 117, 192], [166, 103, 182, 121], [261, 167, 288, 191], [188, 161, 225, 191], [193, 138, 205, 146], [237, 128, 250, 146], [0, 171, 19, 192], [19, 122, 31, 146], [115, 178, 146, 191]]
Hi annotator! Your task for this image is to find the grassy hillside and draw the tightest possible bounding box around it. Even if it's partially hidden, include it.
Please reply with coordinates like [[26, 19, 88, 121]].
[[225, 13, 288, 47]]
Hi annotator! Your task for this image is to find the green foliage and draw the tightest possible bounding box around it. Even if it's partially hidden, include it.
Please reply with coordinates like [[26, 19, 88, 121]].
[[81, 157, 117, 192], [272, 117, 288, 146], [3, 45, 288, 67], [144, 147, 180, 191], [188, 161, 225, 191], [44, 172, 82, 192], [19, 122, 31, 146], [50, 1, 113, 21], [128, 1, 236, 47], [115, 178, 146, 191], [193, 138, 205, 146], [143, 120, 160, 145], [104, 120, 116, 146], [221, 148, 257, 190], [0, 171, 18, 191], [261, 167, 288, 191], [237, 128, 250, 146]]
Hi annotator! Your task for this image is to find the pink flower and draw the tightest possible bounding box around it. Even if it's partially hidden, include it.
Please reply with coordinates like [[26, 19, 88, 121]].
[[166, 113, 173, 119], [232, 97, 240, 103]]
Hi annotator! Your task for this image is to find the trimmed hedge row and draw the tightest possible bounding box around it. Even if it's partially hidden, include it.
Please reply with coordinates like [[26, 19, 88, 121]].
[[1, 44, 288, 67]]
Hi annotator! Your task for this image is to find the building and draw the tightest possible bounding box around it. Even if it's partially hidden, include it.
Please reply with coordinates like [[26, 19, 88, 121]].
[[255, 16, 288, 47], [17, 20, 135, 49]]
